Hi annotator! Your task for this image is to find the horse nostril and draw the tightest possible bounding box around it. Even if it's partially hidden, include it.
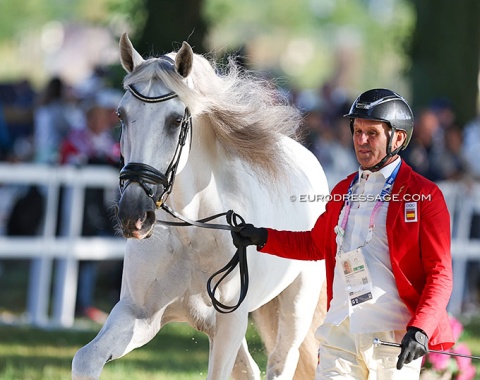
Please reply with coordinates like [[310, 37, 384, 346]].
[[133, 211, 155, 231], [145, 210, 156, 226]]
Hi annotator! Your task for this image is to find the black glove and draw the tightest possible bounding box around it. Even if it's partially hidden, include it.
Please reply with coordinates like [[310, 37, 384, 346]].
[[396, 327, 429, 370], [231, 224, 268, 248]]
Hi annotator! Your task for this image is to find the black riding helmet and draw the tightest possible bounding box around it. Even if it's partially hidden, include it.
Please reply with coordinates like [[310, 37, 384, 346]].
[[344, 88, 414, 170]]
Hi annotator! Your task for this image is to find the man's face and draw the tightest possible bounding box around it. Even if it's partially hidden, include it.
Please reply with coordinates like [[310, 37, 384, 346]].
[[352, 118, 403, 170]]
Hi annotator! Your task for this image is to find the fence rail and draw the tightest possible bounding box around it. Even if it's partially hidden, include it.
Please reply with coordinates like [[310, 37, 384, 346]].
[[0, 163, 125, 327], [0, 165, 478, 327]]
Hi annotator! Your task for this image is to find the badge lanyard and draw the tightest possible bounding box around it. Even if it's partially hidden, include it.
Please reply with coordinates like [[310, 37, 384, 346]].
[[336, 161, 401, 254]]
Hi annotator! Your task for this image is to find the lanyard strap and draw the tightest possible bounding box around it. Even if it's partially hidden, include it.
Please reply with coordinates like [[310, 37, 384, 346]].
[[338, 161, 401, 250]]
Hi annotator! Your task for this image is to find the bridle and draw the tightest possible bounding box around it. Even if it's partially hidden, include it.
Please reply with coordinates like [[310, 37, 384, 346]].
[[118, 82, 249, 314], [119, 84, 192, 209]]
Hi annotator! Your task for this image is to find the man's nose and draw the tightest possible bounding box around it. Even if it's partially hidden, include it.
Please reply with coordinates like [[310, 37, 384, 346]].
[[356, 132, 369, 144]]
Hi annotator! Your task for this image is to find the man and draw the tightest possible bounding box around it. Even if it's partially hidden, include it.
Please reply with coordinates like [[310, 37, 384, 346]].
[[232, 89, 454, 379]]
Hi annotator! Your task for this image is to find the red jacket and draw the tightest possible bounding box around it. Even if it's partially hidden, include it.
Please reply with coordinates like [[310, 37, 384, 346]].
[[262, 161, 454, 350]]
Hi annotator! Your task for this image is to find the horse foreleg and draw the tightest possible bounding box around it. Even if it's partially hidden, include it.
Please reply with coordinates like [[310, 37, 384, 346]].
[[266, 270, 323, 379], [72, 299, 162, 380], [231, 338, 261, 380], [295, 281, 327, 379], [207, 311, 249, 380], [251, 297, 279, 354], [253, 280, 327, 380]]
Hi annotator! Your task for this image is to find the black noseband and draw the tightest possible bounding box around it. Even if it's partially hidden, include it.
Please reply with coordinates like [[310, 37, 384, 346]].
[[119, 162, 168, 200]]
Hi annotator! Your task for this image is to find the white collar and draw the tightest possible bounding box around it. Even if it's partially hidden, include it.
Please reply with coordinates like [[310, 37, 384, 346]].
[[358, 157, 401, 180]]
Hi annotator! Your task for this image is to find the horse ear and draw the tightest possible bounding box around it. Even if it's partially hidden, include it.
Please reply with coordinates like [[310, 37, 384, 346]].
[[119, 33, 145, 73], [175, 42, 193, 78]]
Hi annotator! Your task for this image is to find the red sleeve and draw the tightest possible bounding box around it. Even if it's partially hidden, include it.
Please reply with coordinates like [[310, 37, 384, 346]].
[[408, 185, 453, 340], [258, 176, 352, 262], [259, 223, 323, 261], [259, 201, 337, 261]]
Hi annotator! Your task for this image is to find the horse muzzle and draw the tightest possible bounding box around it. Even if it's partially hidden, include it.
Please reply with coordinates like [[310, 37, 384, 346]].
[[116, 186, 158, 239]]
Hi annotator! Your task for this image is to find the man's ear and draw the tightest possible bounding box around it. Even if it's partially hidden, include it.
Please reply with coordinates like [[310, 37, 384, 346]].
[[394, 130, 407, 149]]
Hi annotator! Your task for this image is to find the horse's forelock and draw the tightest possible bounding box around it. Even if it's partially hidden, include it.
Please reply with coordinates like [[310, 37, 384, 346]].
[[124, 58, 176, 88], [123, 56, 202, 110]]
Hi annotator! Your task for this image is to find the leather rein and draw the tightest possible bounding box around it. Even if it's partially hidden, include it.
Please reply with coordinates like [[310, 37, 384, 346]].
[[119, 82, 249, 313]]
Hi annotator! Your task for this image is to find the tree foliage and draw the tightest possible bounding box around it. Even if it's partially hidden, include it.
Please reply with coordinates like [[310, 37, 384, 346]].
[[203, 0, 414, 90], [0, 0, 114, 41], [0, 0, 478, 122], [133, 0, 208, 55], [408, 0, 480, 126]]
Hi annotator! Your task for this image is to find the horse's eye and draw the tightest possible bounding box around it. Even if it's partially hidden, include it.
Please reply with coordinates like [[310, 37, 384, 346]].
[[171, 118, 183, 129]]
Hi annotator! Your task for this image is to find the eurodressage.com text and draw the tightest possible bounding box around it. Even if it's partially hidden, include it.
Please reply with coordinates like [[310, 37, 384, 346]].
[[290, 194, 432, 202]]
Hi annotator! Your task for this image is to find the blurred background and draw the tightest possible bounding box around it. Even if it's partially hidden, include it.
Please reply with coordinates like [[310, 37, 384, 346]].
[[1, 0, 480, 379], [0, 0, 479, 119]]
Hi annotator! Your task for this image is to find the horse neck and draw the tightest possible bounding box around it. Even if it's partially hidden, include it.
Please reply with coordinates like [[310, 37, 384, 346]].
[[170, 118, 235, 214]]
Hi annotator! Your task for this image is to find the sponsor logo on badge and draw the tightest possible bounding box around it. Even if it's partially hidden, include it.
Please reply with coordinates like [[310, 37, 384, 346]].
[[405, 202, 417, 222]]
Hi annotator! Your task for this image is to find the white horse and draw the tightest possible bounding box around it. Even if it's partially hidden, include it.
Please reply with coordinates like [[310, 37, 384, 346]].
[[72, 33, 328, 380]]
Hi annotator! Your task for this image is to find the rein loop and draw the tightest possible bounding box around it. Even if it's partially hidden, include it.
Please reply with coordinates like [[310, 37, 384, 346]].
[[158, 204, 249, 314]]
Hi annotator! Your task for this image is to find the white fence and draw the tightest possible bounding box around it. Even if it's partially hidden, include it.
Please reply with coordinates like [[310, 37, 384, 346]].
[[0, 163, 126, 327], [0, 164, 479, 328], [437, 180, 480, 316]]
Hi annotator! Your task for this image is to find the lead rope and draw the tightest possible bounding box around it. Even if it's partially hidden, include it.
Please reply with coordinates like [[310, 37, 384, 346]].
[[157, 204, 249, 313]]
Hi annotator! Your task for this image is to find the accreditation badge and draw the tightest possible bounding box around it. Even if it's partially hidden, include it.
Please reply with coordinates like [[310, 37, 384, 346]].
[[340, 248, 373, 306]]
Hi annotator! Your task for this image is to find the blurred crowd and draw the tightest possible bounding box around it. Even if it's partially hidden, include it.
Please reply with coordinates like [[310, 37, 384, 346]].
[[0, 69, 480, 319], [0, 68, 121, 166], [0, 67, 123, 323], [292, 82, 480, 186]]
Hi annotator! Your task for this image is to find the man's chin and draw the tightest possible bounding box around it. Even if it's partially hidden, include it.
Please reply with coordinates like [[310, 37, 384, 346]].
[[357, 158, 375, 169]]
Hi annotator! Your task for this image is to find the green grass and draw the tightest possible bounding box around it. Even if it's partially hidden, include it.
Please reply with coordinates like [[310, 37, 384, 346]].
[[0, 321, 267, 380], [2, 260, 480, 379], [0, 260, 267, 379], [2, 319, 480, 380]]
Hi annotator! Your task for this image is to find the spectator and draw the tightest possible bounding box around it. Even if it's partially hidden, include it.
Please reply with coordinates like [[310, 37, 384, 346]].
[[59, 89, 121, 323], [462, 115, 480, 180], [0, 79, 36, 162], [403, 108, 443, 181], [430, 97, 456, 132], [308, 113, 357, 187], [436, 126, 469, 181], [460, 114, 480, 315], [301, 94, 357, 188], [33, 77, 76, 164], [0, 105, 11, 161]]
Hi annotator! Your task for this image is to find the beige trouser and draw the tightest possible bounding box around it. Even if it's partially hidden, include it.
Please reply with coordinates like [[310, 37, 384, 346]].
[[315, 318, 422, 380]]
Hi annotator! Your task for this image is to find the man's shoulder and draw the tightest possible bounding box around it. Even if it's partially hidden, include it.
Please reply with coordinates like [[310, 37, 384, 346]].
[[400, 161, 440, 192]]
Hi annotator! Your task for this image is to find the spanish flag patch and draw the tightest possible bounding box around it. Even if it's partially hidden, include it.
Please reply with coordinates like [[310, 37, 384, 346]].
[[405, 202, 417, 222]]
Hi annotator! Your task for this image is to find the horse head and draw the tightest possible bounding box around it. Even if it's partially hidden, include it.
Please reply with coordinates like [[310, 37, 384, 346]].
[[116, 33, 193, 239]]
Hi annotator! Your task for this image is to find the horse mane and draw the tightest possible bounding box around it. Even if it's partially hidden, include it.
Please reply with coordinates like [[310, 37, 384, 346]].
[[123, 50, 303, 182]]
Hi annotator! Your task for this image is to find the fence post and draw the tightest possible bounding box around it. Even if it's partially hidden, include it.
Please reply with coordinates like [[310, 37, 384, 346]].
[[27, 169, 59, 326], [53, 168, 84, 327]]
